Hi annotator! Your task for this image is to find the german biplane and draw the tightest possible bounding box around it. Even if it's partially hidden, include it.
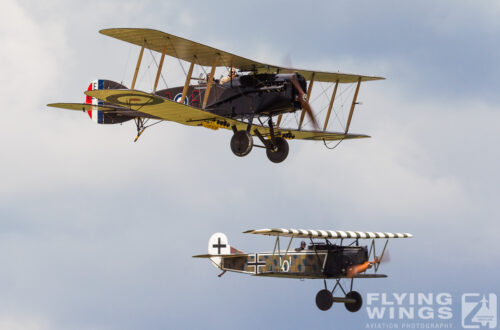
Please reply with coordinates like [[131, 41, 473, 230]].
[[47, 28, 384, 163], [194, 228, 412, 311]]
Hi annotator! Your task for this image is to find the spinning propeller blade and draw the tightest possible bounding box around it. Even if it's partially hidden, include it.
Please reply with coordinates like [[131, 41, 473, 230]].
[[373, 250, 391, 265], [290, 74, 319, 130], [347, 250, 391, 278]]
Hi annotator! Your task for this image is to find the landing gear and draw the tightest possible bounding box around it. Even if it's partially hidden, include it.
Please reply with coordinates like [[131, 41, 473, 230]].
[[134, 117, 146, 142], [230, 130, 253, 157], [266, 137, 289, 163], [133, 117, 161, 142], [315, 278, 363, 312], [252, 118, 290, 163], [345, 291, 363, 312], [315, 289, 334, 311]]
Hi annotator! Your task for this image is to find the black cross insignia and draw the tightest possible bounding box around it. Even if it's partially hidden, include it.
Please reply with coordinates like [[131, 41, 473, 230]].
[[247, 253, 266, 274], [212, 237, 226, 254]]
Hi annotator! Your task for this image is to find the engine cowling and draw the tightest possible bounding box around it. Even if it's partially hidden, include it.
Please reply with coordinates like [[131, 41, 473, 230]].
[[86, 79, 132, 124]]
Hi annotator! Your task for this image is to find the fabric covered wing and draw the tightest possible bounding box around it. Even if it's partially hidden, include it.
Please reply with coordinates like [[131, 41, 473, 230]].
[[253, 272, 388, 279], [100, 28, 384, 83], [244, 228, 413, 239], [85, 89, 368, 142]]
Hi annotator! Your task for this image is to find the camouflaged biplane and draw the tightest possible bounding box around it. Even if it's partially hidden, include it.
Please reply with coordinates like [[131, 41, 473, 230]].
[[47, 28, 384, 163], [194, 229, 412, 311]]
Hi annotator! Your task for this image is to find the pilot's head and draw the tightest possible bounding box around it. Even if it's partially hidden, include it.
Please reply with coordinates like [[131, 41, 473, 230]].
[[231, 68, 236, 77], [300, 241, 306, 249]]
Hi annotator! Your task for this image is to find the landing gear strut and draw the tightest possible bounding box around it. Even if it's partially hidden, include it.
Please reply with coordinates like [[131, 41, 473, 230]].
[[133, 117, 161, 142], [134, 117, 146, 142], [315, 278, 363, 312]]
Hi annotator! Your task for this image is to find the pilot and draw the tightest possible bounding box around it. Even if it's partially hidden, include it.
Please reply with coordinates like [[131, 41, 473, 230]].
[[219, 68, 237, 84], [295, 241, 307, 252]]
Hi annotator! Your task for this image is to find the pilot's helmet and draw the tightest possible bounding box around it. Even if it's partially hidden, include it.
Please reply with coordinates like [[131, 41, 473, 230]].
[[300, 241, 306, 248]]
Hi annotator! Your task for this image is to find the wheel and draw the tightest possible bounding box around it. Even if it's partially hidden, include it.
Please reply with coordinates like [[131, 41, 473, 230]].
[[230, 130, 253, 157], [344, 291, 363, 312], [266, 137, 289, 163], [315, 289, 333, 311]]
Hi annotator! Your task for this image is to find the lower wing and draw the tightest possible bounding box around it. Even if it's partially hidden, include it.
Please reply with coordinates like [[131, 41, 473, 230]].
[[84, 89, 370, 141]]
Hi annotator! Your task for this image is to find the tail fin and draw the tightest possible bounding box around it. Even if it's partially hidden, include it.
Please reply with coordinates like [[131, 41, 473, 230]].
[[207, 233, 244, 268], [85, 79, 128, 124]]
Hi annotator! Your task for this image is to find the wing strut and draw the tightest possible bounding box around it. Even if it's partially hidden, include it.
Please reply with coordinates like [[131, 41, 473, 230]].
[[153, 43, 168, 92], [180, 60, 195, 104], [131, 43, 145, 89], [298, 72, 315, 130], [345, 77, 361, 133], [323, 80, 339, 132], [202, 56, 218, 108], [276, 114, 283, 128]]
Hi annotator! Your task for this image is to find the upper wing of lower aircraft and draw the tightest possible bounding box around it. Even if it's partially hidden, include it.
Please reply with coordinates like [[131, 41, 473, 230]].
[[244, 228, 413, 239], [84, 89, 368, 142]]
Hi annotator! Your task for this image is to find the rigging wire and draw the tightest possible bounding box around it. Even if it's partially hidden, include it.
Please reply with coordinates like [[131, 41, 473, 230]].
[[146, 45, 169, 89], [120, 44, 133, 87], [137, 57, 154, 87], [167, 39, 187, 76]]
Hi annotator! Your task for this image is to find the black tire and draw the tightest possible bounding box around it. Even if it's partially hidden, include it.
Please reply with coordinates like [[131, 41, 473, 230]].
[[315, 289, 333, 311], [230, 130, 253, 157], [345, 291, 363, 312], [266, 137, 289, 163]]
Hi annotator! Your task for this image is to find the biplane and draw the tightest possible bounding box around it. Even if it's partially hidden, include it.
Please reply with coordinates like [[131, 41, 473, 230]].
[[194, 228, 412, 311], [47, 28, 384, 163]]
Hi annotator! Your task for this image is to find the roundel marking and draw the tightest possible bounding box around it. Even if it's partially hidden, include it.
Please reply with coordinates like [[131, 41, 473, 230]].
[[106, 93, 164, 107], [174, 93, 189, 105]]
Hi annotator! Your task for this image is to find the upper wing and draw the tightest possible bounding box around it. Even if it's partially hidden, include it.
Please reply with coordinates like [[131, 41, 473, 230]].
[[100, 28, 384, 83], [244, 228, 413, 239], [85, 89, 368, 142]]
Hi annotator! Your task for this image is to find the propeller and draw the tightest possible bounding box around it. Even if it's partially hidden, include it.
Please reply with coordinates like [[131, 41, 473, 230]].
[[290, 74, 319, 130], [373, 250, 391, 265], [347, 250, 391, 278]]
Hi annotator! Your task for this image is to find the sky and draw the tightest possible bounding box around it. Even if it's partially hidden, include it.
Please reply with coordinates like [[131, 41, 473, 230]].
[[1, 0, 499, 329]]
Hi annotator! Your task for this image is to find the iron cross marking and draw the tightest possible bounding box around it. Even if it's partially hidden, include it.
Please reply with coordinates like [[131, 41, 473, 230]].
[[247, 253, 266, 274], [212, 237, 226, 254]]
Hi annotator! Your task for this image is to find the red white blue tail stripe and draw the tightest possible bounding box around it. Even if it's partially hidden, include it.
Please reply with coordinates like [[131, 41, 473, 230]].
[[86, 79, 104, 124]]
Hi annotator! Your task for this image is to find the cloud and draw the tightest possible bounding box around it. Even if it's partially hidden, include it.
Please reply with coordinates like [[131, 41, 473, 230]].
[[1, 1, 499, 329]]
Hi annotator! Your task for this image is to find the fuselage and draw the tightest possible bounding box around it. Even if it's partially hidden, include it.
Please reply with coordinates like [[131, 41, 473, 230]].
[[220, 245, 369, 278], [155, 73, 307, 119]]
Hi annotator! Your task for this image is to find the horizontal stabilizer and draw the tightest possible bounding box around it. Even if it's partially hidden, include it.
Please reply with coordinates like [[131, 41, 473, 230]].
[[192, 253, 249, 259], [47, 103, 118, 112]]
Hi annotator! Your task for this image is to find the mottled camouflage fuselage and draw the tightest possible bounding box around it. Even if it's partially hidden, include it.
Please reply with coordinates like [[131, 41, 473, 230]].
[[221, 245, 368, 279]]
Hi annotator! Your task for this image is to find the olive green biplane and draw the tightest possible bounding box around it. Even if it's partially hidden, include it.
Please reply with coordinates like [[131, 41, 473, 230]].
[[47, 28, 384, 163]]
